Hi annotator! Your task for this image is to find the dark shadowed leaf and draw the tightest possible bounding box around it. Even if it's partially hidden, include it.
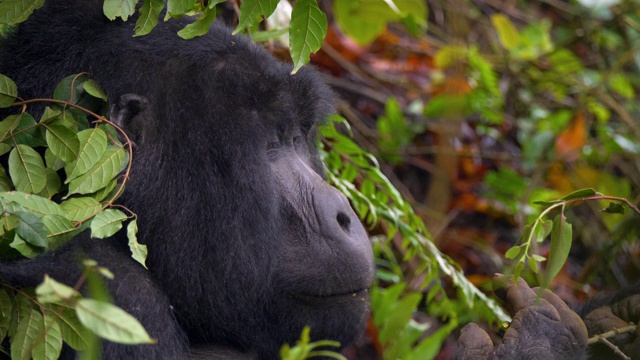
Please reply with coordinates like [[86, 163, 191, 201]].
[[560, 188, 597, 201], [0, 0, 45, 25]]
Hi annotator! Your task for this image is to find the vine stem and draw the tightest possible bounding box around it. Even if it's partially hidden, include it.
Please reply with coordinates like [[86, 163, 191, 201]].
[[10, 97, 135, 225]]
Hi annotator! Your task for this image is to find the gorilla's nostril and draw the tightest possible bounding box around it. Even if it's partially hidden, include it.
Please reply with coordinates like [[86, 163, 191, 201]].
[[337, 212, 351, 232]]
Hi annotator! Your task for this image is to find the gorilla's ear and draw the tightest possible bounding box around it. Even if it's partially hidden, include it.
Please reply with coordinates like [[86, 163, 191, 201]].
[[109, 94, 150, 146]]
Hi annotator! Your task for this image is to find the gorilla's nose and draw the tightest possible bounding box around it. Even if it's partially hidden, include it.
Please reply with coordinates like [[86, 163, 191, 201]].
[[314, 182, 361, 240], [313, 183, 374, 279]]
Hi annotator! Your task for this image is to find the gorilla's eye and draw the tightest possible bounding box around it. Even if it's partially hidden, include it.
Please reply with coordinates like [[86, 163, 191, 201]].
[[267, 140, 280, 155]]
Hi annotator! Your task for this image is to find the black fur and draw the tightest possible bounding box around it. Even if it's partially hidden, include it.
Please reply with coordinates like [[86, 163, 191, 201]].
[[0, 1, 375, 359]]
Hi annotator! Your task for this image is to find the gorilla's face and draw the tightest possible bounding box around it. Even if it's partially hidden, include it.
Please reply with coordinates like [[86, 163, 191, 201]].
[[112, 58, 374, 356]]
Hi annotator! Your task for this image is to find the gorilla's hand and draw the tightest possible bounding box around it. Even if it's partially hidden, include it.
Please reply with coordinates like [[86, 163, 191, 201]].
[[582, 289, 640, 358], [454, 277, 588, 360]]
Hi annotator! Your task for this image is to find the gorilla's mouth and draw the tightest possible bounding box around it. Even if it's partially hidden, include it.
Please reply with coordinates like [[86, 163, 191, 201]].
[[291, 288, 370, 305]]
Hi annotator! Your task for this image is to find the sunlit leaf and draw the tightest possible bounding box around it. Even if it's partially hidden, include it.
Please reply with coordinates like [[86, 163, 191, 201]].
[[177, 7, 217, 39], [68, 147, 126, 196], [83, 80, 108, 102], [233, 0, 279, 34], [0, 191, 65, 217], [90, 209, 127, 238], [60, 197, 102, 222], [51, 304, 90, 351], [166, 0, 195, 18], [103, 0, 137, 21], [36, 275, 82, 304], [491, 14, 521, 50], [67, 128, 108, 182], [290, 0, 327, 74], [134, 0, 165, 36], [127, 219, 148, 268], [75, 299, 154, 344]]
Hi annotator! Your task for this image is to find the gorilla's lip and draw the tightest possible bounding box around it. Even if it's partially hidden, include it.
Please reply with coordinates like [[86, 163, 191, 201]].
[[291, 288, 370, 304]]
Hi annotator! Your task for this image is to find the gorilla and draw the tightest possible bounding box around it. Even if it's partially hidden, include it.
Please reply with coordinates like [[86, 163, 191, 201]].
[[0, 1, 638, 360], [0, 1, 374, 358]]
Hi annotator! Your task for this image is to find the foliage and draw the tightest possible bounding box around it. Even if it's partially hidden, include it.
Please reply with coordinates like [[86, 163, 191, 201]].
[[280, 326, 346, 360], [505, 188, 640, 294], [0, 72, 153, 358]]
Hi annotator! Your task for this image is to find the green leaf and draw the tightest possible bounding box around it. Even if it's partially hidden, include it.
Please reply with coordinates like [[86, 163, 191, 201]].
[[560, 188, 597, 201], [532, 199, 562, 206], [532, 219, 552, 243], [37, 168, 62, 199], [10, 234, 42, 258], [608, 73, 634, 99], [32, 312, 63, 360], [9, 144, 47, 194], [7, 112, 45, 147], [542, 214, 572, 288], [10, 306, 43, 360], [127, 220, 148, 268], [0, 289, 13, 343], [490, 14, 521, 50], [0, 73, 17, 107], [60, 197, 102, 222], [51, 304, 90, 351], [14, 210, 48, 249], [504, 245, 522, 260], [177, 7, 217, 39], [67, 128, 108, 182], [90, 209, 127, 238], [103, 0, 137, 21], [134, 0, 165, 36], [45, 124, 80, 163], [36, 275, 81, 304], [167, 0, 194, 18], [0, 114, 23, 143], [45, 148, 65, 171], [603, 202, 625, 214], [333, 0, 398, 45], [0, 0, 46, 25], [289, 0, 327, 74], [233, 0, 279, 34], [68, 147, 126, 196], [75, 299, 154, 344], [0, 166, 12, 192], [83, 80, 108, 102], [0, 191, 65, 217], [42, 214, 75, 237]]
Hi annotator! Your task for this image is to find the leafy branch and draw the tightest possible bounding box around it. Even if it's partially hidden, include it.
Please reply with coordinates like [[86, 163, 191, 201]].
[[506, 188, 640, 292]]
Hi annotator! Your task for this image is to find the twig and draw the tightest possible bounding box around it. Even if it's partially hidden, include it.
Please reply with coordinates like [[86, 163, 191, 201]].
[[587, 324, 636, 345]]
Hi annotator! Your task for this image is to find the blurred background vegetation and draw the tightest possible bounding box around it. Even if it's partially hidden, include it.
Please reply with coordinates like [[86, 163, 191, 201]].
[[274, 0, 640, 358]]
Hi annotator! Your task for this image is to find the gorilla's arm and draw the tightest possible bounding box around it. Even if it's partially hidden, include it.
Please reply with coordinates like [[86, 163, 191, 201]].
[[454, 277, 588, 360], [0, 237, 188, 359]]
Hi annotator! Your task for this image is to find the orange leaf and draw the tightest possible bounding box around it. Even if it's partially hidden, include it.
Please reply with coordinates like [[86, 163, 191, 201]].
[[555, 112, 586, 161]]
